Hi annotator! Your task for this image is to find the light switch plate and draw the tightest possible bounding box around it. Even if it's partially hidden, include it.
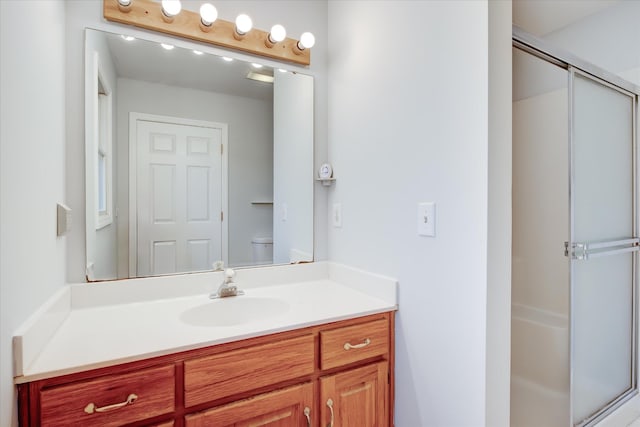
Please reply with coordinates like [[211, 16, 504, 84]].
[[418, 202, 435, 237], [333, 203, 342, 228], [57, 203, 72, 236]]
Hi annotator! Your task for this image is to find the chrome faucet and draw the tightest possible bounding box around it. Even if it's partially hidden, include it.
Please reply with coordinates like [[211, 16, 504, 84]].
[[210, 268, 244, 299]]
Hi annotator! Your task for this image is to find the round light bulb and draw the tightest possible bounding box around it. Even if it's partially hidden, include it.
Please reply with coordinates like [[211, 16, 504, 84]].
[[161, 0, 181, 17], [161, 43, 175, 50], [299, 32, 315, 49], [199, 3, 217, 26], [235, 14, 253, 35], [117, 0, 132, 12], [269, 24, 287, 43]]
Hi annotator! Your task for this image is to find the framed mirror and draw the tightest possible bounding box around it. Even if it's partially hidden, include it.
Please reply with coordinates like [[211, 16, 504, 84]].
[[84, 28, 314, 281]]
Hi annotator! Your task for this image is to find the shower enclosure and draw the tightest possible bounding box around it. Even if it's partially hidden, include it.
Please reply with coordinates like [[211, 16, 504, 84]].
[[511, 29, 639, 427]]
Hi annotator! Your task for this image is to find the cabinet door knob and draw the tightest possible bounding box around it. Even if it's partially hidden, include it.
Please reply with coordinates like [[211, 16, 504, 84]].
[[344, 338, 371, 350], [84, 393, 138, 414], [326, 398, 334, 427]]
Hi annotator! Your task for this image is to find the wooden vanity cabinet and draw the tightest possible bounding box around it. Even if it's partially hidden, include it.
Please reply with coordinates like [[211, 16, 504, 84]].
[[17, 311, 394, 427]]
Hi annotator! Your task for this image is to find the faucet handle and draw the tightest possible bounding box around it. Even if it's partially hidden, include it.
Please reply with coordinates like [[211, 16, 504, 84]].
[[224, 268, 235, 282]]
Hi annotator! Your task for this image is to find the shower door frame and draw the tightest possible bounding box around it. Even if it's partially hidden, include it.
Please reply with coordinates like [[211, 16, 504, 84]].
[[568, 67, 638, 427], [513, 27, 640, 427]]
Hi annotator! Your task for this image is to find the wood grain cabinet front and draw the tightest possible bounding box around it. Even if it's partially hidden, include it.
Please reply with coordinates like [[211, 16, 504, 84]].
[[320, 319, 389, 370], [185, 382, 314, 427], [183, 334, 315, 408], [38, 364, 175, 427], [320, 362, 389, 427]]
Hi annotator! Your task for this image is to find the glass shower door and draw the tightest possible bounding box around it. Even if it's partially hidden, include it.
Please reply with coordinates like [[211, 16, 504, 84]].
[[570, 69, 637, 426]]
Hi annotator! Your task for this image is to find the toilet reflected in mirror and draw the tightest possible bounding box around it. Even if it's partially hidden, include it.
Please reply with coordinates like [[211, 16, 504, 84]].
[[251, 236, 273, 265]]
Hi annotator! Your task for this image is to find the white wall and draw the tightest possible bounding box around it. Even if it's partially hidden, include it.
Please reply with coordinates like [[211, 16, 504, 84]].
[[273, 71, 314, 264], [327, 1, 510, 425], [512, 88, 569, 314], [65, 0, 328, 282], [116, 78, 273, 271], [0, 2, 67, 426]]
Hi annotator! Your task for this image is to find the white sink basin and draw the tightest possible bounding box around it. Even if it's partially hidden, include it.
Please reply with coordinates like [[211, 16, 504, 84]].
[[180, 296, 290, 327]]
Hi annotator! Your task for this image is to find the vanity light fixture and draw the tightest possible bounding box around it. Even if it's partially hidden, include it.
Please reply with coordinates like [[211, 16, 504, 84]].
[[234, 14, 253, 40], [199, 3, 217, 32], [266, 24, 286, 48], [161, 43, 175, 50], [161, 0, 181, 22], [103, 0, 313, 65], [246, 71, 274, 84], [117, 0, 132, 13]]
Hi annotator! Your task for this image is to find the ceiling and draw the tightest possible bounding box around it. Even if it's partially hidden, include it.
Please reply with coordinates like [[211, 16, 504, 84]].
[[512, 0, 622, 36], [104, 30, 275, 102]]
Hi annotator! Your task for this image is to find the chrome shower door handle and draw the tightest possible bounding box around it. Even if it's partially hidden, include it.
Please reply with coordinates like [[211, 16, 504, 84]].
[[567, 238, 639, 260]]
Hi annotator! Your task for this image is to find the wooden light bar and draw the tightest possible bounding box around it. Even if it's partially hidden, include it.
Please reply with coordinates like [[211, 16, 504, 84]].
[[103, 0, 311, 66]]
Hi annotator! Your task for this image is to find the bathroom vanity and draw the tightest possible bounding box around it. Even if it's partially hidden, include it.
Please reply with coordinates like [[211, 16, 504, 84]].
[[13, 262, 397, 426]]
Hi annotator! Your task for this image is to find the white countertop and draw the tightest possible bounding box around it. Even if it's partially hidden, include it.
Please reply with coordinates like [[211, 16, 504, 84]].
[[13, 262, 398, 383]]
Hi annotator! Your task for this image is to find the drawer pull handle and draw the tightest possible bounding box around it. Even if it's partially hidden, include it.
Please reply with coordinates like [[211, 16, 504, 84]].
[[304, 406, 311, 427], [326, 398, 334, 427], [84, 393, 138, 414], [344, 338, 371, 350]]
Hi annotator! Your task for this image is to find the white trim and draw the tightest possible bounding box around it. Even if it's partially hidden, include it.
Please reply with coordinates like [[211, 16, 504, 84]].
[[128, 112, 229, 277], [95, 70, 113, 230]]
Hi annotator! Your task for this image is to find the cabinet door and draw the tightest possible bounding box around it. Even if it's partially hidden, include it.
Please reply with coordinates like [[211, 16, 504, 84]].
[[320, 362, 388, 427], [185, 382, 314, 427]]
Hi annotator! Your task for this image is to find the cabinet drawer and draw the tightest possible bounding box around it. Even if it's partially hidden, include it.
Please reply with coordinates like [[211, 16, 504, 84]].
[[185, 382, 314, 427], [40, 364, 175, 427], [320, 319, 389, 370], [184, 334, 315, 407]]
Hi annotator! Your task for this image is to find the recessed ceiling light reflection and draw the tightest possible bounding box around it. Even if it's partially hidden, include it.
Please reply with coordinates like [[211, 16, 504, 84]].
[[120, 35, 135, 41], [222, 57, 234, 62], [193, 50, 204, 55], [161, 43, 175, 50], [278, 68, 287, 73], [251, 63, 263, 69]]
